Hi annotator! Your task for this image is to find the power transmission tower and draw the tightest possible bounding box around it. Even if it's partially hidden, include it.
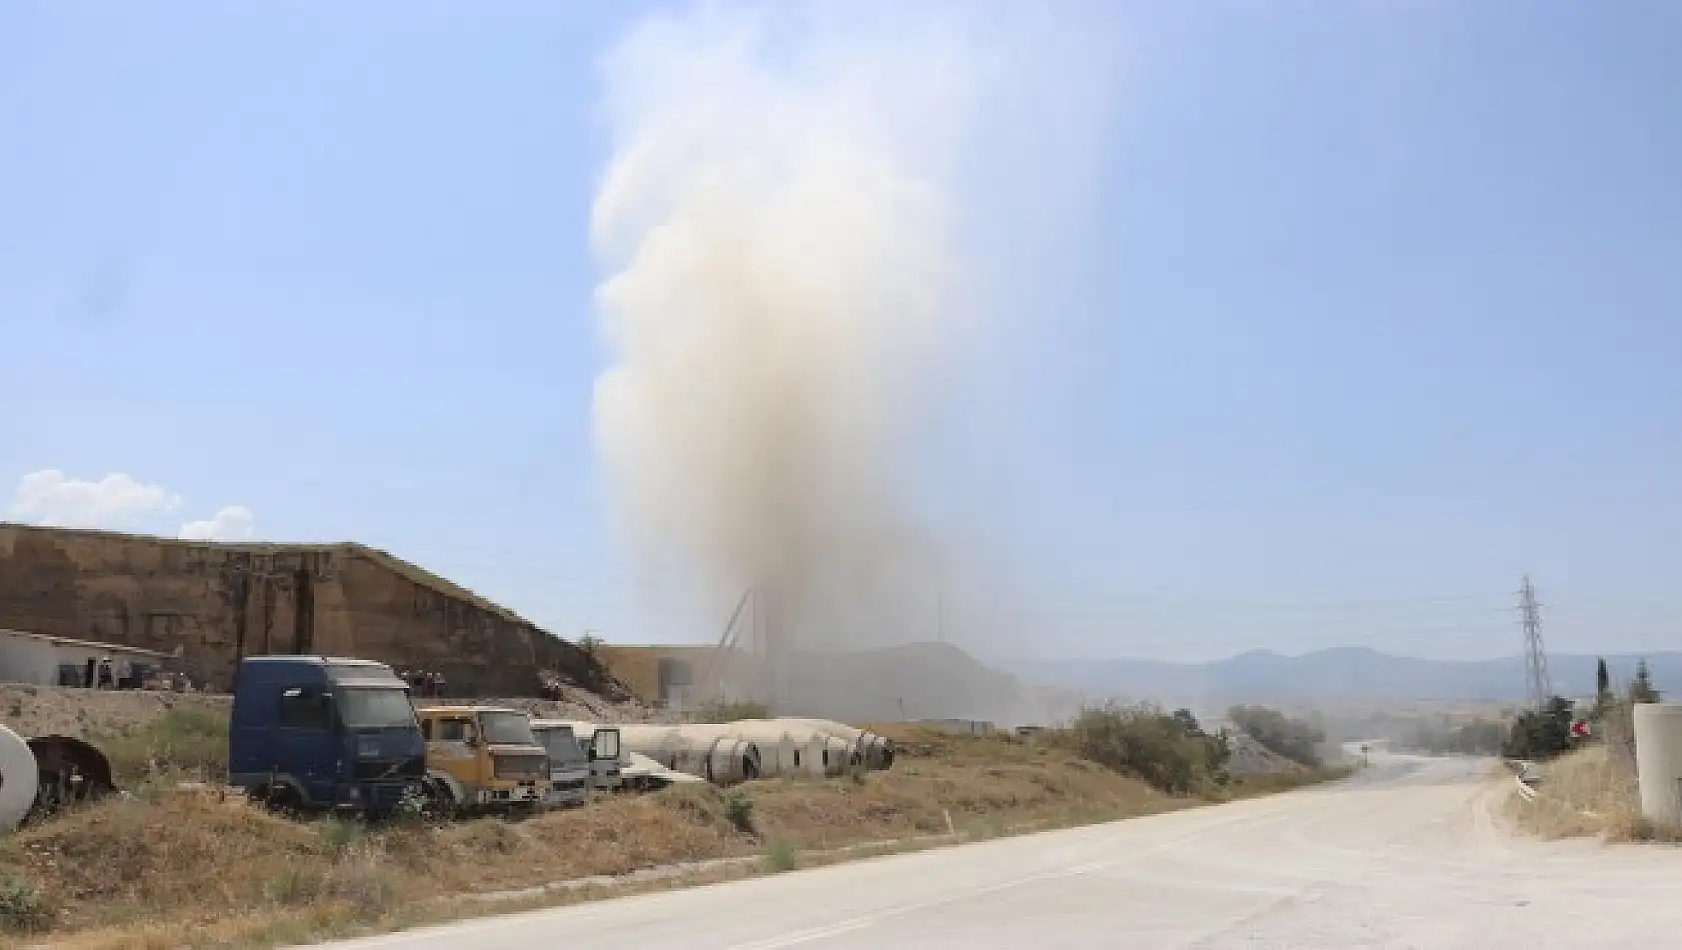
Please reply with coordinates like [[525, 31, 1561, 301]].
[[1520, 574, 1553, 709]]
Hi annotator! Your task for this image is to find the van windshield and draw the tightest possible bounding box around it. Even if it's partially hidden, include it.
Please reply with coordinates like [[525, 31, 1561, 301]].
[[336, 688, 417, 730], [536, 727, 587, 766], [479, 712, 536, 746]]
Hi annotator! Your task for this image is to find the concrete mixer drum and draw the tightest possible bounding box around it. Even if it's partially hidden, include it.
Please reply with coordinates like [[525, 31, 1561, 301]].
[[0, 724, 40, 832]]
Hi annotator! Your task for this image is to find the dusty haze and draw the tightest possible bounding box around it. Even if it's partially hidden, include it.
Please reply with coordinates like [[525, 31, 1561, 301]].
[[589, 2, 1117, 717]]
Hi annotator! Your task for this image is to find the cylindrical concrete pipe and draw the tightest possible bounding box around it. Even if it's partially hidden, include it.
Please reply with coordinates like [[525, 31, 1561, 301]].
[[1633, 702, 1682, 825], [710, 721, 851, 776], [777, 718, 895, 770], [0, 723, 40, 832], [820, 735, 854, 776], [674, 723, 809, 778], [700, 737, 760, 784], [617, 725, 761, 785], [666, 722, 828, 778]]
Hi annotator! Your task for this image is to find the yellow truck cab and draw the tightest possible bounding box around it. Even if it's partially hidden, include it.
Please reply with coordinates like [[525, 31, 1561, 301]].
[[416, 705, 548, 814]]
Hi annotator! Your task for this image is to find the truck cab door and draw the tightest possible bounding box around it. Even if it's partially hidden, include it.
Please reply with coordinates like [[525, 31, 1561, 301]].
[[425, 716, 481, 795], [276, 686, 336, 806]]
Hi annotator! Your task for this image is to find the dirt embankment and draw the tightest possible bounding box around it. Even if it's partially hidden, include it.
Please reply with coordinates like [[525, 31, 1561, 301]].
[[0, 715, 1190, 948]]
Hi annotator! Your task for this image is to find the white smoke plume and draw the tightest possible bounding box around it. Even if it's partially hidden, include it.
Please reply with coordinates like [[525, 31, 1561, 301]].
[[589, 2, 1117, 683]]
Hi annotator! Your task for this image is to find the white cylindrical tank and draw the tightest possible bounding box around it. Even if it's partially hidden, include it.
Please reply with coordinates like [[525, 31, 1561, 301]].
[[0, 723, 40, 832], [1634, 703, 1682, 824]]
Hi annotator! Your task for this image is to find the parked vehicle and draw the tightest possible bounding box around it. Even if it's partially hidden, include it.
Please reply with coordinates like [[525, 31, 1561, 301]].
[[531, 719, 592, 808], [228, 655, 426, 818], [417, 705, 549, 815], [553, 720, 627, 793]]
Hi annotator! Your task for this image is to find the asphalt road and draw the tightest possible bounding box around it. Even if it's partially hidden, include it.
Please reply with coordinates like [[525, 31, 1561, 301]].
[[313, 754, 1682, 949]]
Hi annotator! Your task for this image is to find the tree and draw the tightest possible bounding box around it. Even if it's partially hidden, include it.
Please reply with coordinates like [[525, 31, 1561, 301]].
[[1591, 656, 1616, 721], [1503, 696, 1574, 760], [1171, 708, 1206, 738], [1629, 658, 1662, 704]]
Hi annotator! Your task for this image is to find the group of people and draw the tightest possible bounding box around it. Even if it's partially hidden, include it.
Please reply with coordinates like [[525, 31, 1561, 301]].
[[399, 667, 448, 697], [61, 654, 191, 691], [81, 655, 130, 690]]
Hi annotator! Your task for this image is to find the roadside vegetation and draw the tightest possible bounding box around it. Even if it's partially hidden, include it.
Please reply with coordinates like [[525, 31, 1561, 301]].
[[1505, 744, 1649, 841], [1506, 657, 1672, 842], [0, 706, 1344, 947], [1226, 705, 1326, 768], [86, 707, 231, 788]]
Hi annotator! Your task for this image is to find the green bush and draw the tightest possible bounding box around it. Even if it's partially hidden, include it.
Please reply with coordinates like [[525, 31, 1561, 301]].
[[1227, 706, 1324, 768], [725, 792, 756, 834], [0, 877, 52, 935], [763, 838, 799, 873], [1055, 702, 1229, 795], [1504, 696, 1574, 761]]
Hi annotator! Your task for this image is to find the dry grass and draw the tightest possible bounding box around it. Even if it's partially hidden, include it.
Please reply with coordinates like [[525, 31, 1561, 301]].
[[0, 722, 1331, 948], [1504, 744, 1660, 841]]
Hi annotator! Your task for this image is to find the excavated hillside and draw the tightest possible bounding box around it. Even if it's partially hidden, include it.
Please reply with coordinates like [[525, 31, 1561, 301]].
[[0, 523, 627, 698]]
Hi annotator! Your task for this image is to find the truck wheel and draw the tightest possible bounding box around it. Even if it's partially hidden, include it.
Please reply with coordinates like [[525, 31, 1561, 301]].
[[256, 784, 303, 818], [424, 779, 462, 820]]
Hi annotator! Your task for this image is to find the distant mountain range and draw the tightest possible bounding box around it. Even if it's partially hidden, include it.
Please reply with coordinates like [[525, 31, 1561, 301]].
[[1017, 647, 1682, 706]]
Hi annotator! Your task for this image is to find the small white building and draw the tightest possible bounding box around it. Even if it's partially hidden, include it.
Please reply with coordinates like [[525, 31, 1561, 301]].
[[0, 628, 175, 688]]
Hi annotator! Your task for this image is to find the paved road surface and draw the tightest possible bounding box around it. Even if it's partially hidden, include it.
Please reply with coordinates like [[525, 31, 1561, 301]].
[[314, 754, 1682, 949]]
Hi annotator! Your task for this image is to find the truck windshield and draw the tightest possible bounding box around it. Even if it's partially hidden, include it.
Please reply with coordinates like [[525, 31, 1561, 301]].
[[536, 727, 586, 765], [479, 712, 536, 746], [336, 688, 417, 730]]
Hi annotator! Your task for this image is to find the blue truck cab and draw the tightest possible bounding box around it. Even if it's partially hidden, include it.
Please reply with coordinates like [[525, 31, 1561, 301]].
[[228, 655, 426, 817]]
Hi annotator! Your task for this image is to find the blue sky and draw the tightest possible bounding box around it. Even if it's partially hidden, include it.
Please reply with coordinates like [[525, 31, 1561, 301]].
[[1, 1, 1677, 662]]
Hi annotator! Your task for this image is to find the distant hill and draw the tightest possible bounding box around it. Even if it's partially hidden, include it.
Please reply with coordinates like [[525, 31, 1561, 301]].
[[1017, 647, 1682, 706], [785, 641, 1082, 725]]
